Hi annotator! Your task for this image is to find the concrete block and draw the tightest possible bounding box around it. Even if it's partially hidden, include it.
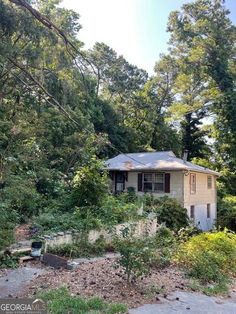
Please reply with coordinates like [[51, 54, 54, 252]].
[[66, 261, 79, 270]]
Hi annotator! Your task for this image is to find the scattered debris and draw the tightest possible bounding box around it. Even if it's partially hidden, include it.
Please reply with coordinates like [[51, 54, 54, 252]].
[[18, 256, 34, 264], [21, 259, 192, 308], [42, 253, 67, 269]]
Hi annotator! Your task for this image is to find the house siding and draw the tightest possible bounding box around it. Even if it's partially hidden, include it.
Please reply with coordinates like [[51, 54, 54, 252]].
[[111, 170, 217, 231], [125, 171, 183, 203], [184, 172, 217, 230]]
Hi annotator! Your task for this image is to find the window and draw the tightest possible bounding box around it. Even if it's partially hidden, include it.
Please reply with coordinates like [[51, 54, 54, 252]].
[[190, 205, 195, 219], [207, 176, 212, 189], [154, 173, 164, 192], [143, 173, 165, 192], [190, 173, 196, 194], [207, 204, 211, 218], [115, 172, 125, 192], [143, 173, 153, 192]]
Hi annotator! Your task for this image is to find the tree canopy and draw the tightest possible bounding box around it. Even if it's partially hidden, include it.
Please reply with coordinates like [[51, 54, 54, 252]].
[[0, 0, 235, 223]]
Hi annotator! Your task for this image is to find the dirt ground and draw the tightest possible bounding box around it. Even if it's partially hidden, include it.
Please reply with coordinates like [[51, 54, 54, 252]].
[[15, 224, 30, 241], [20, 258, 195, 309]]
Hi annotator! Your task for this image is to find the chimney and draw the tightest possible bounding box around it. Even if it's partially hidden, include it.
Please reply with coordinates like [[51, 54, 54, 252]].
[[183, 150, 188, 163]]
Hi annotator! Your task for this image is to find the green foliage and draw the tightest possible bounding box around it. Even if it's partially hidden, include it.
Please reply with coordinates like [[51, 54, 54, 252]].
[[145, 196, 189, 231], [106, 303, 128, 314], [73, 194, 140, 232], [0, 253, 19, 269], [178, 226, 201, 243], [217, 195, 236, 231], [32, 193, 141, 235], [113, 228, 156, 283], [48, 235, 107, 258], [152, 226, 176, 267], [0, 203, 19, 249], [72, 157, 109, 208], [117, 189, 138, 204], [187, 279, 230, 296], [31, 211, 83, 234], [0, 0, 234, 243], [37, 286, 128, 313], [176, 230, 236, 284], [166, 0, 236, 192], [100, 195, 140, 225]]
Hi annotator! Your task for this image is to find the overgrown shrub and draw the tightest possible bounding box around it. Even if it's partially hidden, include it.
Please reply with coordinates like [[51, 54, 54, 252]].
[[48, 235, 107, 258], [0, 253, 19, 269], [74, 195, 141, 232], [217, 195, 236, 231], [113, 227, 156, 283], [37, 286, 128, 313], [145, 196, 189, 231], [152, 226, 176, 267], [0, 203, 19, 249], [117, 189, 138, 204], [72, 157, 109, 208], [31, 211, 84, 234], [32, 193, 141, 235], [178, 226, 201, 243], [101, 196, 140, 225], [175, 229, 236, 283]]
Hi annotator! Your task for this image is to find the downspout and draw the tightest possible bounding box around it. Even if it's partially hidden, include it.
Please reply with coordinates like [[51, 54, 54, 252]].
[[182, 170, 185, 207]]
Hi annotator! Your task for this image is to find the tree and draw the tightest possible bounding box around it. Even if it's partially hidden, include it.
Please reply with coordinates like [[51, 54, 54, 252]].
[[167, 0, 236, 193]]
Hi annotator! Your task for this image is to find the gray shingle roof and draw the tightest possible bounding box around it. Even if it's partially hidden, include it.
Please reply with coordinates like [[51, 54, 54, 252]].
[[104, 151, 220, 176]]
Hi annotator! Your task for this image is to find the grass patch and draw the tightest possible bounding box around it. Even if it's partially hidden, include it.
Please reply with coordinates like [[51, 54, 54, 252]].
[[187, 279, 230, 296], [144, 285, 165, 299], [37, 286, 128, 313]]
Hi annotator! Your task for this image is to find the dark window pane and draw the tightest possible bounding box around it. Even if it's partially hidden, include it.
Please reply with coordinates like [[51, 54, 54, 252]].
[[143, 182, 152, 191], [190, 205, 195, 218], [154, 183, 164, 192], [207, 204, 210, 218], [144, 173, 152, 182]]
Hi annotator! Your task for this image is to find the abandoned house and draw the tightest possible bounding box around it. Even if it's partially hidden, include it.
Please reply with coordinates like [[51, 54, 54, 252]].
[[105, 151, 220, 231]]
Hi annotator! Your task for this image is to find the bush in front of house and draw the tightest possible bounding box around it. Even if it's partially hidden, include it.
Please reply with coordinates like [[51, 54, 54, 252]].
[[113, 227, 157, 284], [175, 229, 236, 284], [152, 226, 177, 267], [144, 195, 189, 231]]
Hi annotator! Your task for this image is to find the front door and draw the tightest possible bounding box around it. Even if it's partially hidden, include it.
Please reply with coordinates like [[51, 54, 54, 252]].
[[115, 171, 125, 193]]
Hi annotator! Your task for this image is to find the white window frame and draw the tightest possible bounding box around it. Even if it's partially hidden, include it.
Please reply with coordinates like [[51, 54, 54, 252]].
[[190, 173, 196, 194], [143, 172, 165, 193]]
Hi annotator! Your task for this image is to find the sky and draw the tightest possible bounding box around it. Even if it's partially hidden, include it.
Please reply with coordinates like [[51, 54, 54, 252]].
[[61, 0, 236, 75]]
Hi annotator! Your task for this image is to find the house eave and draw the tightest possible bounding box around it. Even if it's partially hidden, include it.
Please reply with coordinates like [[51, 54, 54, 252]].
[[105, 167, 220, 176]]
